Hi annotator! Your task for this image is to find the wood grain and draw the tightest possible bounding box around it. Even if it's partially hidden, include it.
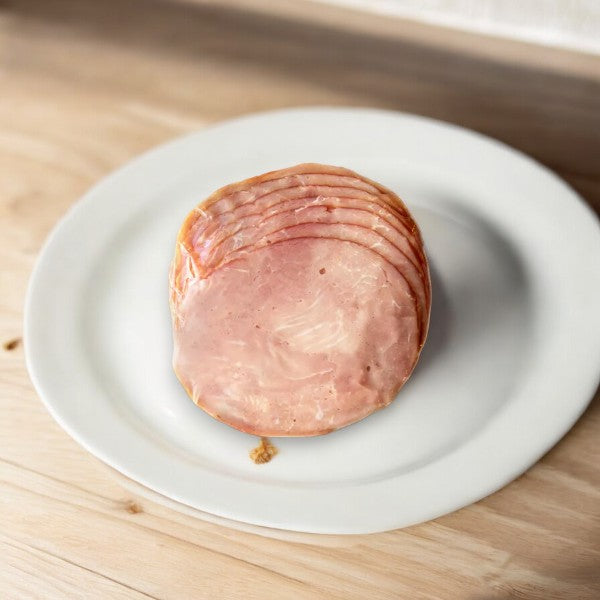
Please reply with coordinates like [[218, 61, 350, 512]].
[[1, 0, 599, 598]]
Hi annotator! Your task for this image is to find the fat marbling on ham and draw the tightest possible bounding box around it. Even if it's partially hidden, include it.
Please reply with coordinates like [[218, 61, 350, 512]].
[[170, 164, 431, 437]]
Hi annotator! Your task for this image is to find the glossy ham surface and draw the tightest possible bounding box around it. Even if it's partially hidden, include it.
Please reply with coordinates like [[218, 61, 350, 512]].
[[170, 164, 431, 437]]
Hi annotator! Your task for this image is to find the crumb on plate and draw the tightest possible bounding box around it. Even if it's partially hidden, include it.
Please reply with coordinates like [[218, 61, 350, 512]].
[[249, 437, 278, 464]]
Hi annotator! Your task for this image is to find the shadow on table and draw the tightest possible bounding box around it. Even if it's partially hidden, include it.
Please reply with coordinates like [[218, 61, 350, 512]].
[[14, 0, 600, 215]]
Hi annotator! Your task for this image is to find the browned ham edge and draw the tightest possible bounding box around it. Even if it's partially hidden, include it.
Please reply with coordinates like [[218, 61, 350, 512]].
[[190, 177, 427, 265], [198, 194, 424, 272]]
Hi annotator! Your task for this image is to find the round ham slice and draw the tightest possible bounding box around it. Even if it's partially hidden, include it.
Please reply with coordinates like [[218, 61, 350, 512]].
[[173, 238, 420, 436], [170, 164, 431, 437]]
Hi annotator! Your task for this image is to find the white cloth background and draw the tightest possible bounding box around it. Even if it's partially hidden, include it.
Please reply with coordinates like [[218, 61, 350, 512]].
[[317, 0, 600, 54]]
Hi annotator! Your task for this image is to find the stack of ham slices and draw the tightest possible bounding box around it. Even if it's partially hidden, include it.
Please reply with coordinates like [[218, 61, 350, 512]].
[[170, 164, 431, 437]]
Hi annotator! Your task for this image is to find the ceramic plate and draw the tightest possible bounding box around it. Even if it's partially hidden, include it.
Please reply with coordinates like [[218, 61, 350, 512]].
[[25, 108, 600, 534]]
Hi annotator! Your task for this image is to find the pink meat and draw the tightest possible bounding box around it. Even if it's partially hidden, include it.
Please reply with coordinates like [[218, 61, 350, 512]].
[[202, 215, 429, 342], [172, 238, 420, 436], [196, 191, 424, 271], [192, 182, 425, 266], [198, 168, 384, 215], [170, 163, 431, 437]]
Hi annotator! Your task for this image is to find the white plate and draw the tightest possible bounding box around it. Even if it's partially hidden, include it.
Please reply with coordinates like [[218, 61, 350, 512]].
[[25, 107, 600, 534]]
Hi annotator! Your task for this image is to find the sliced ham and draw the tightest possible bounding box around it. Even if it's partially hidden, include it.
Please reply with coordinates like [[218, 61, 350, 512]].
[[204, 217, 429, 343], [192, 183, 425, 266], [197, 192, 424, 272], [170, 163, 431, 437], [173, 238, 419, 436]]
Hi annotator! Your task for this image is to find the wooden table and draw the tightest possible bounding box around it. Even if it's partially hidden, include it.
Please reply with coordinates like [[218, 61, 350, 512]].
[[2, 1, 599, 598]]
